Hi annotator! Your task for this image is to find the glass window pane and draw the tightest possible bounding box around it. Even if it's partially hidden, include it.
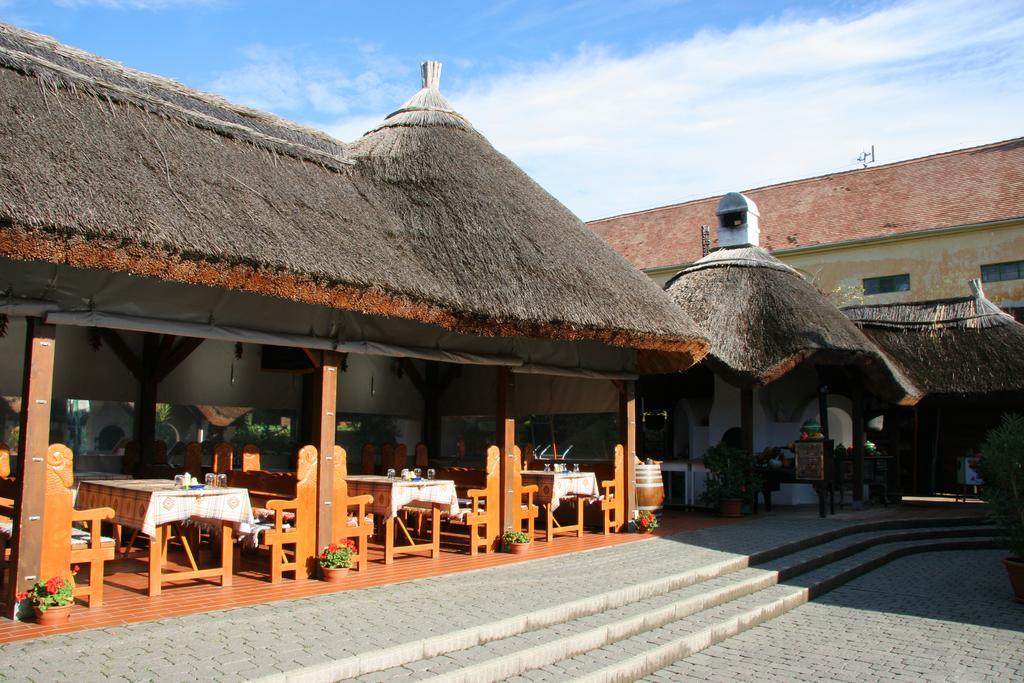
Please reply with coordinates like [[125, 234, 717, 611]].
[[982, 265, 999, 282], [1000, 263, 1017, 281], [895, 274, 910, 291]]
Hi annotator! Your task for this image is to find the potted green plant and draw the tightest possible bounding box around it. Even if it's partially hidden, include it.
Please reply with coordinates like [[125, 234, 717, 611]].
[[318, 540, 356, 583], [976, 414, 1024, 602], [503, 529, 532, 555], [700, 443, 759, 517], [16, 566, 78, 625]]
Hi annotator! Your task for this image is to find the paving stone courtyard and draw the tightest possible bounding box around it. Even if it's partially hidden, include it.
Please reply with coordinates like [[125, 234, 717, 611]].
[[0, 508, 1019, 682], [644, 549, 1023, 682]]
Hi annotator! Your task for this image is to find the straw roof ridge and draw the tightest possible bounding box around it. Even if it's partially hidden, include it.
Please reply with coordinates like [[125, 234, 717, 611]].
[[665, 244, 918, 402], [842, 295, 1012, 330], [843, 291, 1024, 396], [0, 23, 351, 172], [0, 22, 709, 358]]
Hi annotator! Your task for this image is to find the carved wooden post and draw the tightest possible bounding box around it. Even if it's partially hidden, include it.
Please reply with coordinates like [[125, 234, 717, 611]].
[[315, 351, 340, 550], [496, 367, 516, 533], [6, 319, 56, 617], [619, 380, 638, 521]]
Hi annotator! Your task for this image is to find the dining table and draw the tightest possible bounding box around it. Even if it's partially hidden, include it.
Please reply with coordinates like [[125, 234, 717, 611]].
[[76, 479, 255, 596], [520, 470, 601, 541], [345, 475, 460, 564]]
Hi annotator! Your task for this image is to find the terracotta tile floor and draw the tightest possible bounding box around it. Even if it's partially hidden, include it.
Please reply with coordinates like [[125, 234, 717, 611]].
[[0, 510, 744, 643]]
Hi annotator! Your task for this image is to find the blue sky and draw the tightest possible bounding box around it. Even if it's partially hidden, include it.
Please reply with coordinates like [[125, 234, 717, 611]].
[[2, 0, 1022, 219]]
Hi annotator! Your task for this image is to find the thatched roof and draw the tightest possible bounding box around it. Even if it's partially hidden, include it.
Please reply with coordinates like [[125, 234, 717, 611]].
[[663, 245, 919, 403], [844, 282, 1024, 397], [0, 23, 707, 362]]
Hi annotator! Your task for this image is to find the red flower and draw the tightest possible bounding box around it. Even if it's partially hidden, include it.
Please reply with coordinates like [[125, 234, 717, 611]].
[[45, 577, 63, 593], [327, 543, 338, 553], [15, 592, 28, 602], [73, 565, 80, 573]]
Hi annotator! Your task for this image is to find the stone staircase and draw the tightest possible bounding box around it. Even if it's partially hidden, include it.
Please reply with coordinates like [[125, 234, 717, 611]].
[[270, 517, 1003, 683]]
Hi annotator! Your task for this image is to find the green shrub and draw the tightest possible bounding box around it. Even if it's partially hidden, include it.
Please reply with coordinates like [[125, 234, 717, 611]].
[[700, 443, 759, 507], [977, 414, 1024, 558]]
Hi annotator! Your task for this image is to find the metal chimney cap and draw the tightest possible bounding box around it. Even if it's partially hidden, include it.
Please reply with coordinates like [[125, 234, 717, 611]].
[[716, 192, 759, 218]]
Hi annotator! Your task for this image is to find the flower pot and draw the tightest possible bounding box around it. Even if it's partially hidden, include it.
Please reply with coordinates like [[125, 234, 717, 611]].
[[33, 604, 72, 626], [1004, 557, 1024, 603], [508, 541, 531, 555], [718, 498, 743, 518], [320, 567, 350, 584]]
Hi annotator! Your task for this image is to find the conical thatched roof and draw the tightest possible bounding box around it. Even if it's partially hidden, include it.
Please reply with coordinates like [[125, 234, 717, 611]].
[[843, 282, 1024, 398], [664, 244, 919, 403], [0, 24, 707, 363]]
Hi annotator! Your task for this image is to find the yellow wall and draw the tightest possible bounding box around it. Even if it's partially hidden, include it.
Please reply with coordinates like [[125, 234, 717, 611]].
[[647, 221, 1024, 308]]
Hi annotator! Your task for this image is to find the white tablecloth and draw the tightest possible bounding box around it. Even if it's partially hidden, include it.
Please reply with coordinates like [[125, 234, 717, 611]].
[[346, 476, 460, 520], [520, 471, 601, 511], [76, 479, 256, 537]]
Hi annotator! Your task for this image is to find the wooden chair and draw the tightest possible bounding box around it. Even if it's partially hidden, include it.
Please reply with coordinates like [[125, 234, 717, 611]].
[[228, 446, 318, 582], [241, 444, 260, 472], [0, 444, 115, 607], [122, 440, 139, 474], [600, 446, 626, 534], [441, 446, 500, 555], [154, 440, 168, 466], [184, 441, 203, 475], [331, 446, 374, 571], [213, 442, 233, 474], [361, 444, 376, 475], [414, 443, 429, 469], [513, 446, 539, 538], [523, 443, 537, 471]]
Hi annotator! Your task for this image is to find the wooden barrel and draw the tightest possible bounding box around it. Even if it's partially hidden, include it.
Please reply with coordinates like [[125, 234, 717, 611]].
[[636, 464, 666, 520]]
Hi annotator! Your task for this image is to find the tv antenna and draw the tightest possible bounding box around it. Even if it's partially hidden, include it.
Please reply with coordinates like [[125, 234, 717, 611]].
[[857, 145, 875, 168]]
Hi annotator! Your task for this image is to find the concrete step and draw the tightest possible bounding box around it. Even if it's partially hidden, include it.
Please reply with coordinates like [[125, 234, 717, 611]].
[[532, 537, 1005, 683], [341, 524, 1000, 683]]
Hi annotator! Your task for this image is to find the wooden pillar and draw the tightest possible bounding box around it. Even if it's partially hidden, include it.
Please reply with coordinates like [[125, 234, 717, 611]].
[[134, 332, 160, 472], [315, 352, 340, 550], [619, 380, 638, 520], [6, 319, 56, 616], [852, 382, 865, 507], [740, 387, 754, 456], [423, 361, 441, 459], [496, 367, 516, 533]]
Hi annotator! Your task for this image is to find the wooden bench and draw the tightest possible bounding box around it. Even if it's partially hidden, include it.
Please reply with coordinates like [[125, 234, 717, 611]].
[[435, 446, 500, 555], [226, 446, 318, 582], [0, 443, 115, 607]]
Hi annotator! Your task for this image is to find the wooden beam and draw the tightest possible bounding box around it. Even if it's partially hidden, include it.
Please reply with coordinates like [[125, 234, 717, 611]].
[[153, 336, 204, 384], [399, 358, 426, 397], [496, 367, 516, 534], [98, 328, 141, 380], [6, 319, 56, 618], [303, 348, 323, 369], [740, 387, 754, 457], [852, 381, 865, 507], [620, 380, 638, 521], [315, 352, 340, 550]]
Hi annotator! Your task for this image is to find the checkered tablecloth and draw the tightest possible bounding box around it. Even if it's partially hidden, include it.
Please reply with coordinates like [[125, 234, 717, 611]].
[[76, 479, 255, 538], [520, 471, 601, 511], [346, 475, 460, 520]]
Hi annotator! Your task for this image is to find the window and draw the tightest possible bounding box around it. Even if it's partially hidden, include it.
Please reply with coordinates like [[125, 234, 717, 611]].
[[863, 274, 910, 295], [981, 261, 1024, 283]]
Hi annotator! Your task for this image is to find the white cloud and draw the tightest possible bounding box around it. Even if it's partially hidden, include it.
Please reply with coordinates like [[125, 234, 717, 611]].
[[322, 0, 1024, 220], [210, 41, 411, 118]]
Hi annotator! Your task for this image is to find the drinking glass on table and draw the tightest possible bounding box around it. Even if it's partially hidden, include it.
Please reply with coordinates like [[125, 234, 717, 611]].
[[174, 474, 185, 488], [427, 468, 435, 480], [414, 468, 422, 479], [573, 463, 580, 473], [217, 474, 227, 488], [204, 473, 215, 487], [387, 468, 396, 481], [544, 463, 551, 472]]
